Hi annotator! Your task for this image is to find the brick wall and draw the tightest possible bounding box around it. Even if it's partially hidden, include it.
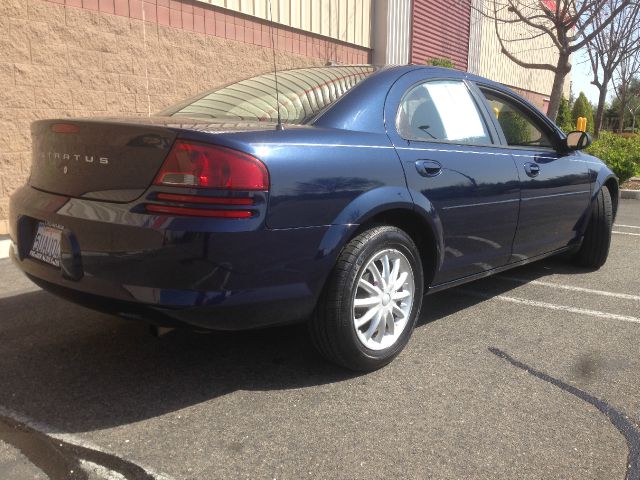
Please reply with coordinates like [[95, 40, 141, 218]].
[[0, 0, 371, 233]]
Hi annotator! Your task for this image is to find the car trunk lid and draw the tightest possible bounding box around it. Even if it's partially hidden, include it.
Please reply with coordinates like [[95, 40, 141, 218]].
[[29, 119, 180, 203], [28, 117, 299, 202]]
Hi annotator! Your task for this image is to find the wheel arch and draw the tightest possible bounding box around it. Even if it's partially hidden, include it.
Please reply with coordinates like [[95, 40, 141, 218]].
[[602, 176, 619, 221], [312, 188, 444, 307], [349, 208, 441, 287], [580, 169, 619, 237]]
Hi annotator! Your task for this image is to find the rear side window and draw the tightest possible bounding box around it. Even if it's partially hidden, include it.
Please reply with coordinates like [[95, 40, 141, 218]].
[[396, 80, 492, 144], [481, 90, 554, 148]]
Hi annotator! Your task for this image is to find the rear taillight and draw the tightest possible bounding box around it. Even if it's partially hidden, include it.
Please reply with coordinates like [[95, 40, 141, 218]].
[[153, 140, 269, 190]]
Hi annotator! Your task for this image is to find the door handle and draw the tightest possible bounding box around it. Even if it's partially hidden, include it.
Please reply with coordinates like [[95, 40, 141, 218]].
[[415, 160, 442, 177], [524, 162, 540, 177]]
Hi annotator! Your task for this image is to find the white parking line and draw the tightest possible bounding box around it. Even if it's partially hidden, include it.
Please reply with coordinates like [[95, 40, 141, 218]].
[[0, 406, 175, 480], [612, 231, 640, 236], [497, 276, 640, 301], [460, 289, 640, 324], [615, 224, 640, 229], [80, 461, 128, 480]]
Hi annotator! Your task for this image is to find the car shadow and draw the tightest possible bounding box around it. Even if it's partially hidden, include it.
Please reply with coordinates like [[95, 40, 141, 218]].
[[0, 255, 583, 433]]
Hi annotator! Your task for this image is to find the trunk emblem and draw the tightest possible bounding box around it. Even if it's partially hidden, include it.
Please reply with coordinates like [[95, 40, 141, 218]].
[[42, 152, 110, 165], [63, 166, 68, 174]]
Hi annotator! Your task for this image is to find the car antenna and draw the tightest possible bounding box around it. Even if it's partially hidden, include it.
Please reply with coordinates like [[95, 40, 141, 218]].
[[268, 0, 284, 131]]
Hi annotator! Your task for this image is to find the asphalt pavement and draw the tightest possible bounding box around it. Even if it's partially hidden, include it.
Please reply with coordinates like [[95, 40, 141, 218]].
[[0, 199, 638, 480]]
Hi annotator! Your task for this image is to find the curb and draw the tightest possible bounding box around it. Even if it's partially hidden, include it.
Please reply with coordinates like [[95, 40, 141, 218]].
[[621, 189, 640, 200]]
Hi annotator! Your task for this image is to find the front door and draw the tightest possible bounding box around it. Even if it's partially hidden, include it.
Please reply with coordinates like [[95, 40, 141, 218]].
[[386, 74, 521, 285], [478, 88, 591, 259]]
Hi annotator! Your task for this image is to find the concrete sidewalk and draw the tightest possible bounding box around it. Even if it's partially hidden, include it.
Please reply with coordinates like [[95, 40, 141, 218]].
[[621, 177, 640, 199]]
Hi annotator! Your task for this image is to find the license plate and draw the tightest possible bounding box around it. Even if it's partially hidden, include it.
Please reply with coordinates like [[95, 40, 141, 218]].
[[29, 222, 63, 267]]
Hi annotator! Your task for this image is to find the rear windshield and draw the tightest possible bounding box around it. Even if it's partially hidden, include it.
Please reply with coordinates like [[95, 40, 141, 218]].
[[161, 66, 376, 124]]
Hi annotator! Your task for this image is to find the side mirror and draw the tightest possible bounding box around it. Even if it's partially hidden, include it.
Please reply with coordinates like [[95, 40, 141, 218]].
[[564, 131, 592, 151]]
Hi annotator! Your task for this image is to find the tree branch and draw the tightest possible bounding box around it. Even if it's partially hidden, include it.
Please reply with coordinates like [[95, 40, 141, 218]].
[[493, 8, 558, 72], [572, 0, 633, 51]]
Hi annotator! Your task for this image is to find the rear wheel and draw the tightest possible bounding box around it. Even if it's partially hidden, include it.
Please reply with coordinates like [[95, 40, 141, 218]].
[[309, 226, 424, 371], [574, 186, 613, 269]]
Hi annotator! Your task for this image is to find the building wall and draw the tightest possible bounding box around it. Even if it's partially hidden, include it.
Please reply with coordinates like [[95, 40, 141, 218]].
[[0, 0, 370, 231], [197, 0, 372, 48], [410, 0, 471, 70], [371, 0, 411, 65]]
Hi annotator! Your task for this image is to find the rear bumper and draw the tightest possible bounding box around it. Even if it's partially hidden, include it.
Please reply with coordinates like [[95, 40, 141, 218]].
[[9, 186, 353, 330]]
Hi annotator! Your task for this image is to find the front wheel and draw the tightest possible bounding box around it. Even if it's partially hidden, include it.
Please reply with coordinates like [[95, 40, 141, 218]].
[[573, 186, 613, 269], [309, 226, 424, 371]]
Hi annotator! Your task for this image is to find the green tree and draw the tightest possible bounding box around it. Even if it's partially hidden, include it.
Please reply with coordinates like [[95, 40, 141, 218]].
[[609, 77, 640, 131], [572, 92, 595, 134], [584, 1, 640, 136], [556, 96, 574, 132]]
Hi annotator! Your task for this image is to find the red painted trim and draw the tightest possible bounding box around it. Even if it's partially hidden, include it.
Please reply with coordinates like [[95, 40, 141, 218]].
[[156, 193, 255, 205], [145, 204, 254, 218]]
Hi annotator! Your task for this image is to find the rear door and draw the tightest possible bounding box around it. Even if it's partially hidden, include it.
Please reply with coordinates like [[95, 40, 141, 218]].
[[476, 86, 591, 259], [386, 71, 521, 285]]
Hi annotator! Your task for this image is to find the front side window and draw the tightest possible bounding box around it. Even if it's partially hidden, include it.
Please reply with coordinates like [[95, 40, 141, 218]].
[[481, 90, 554, 148], [397, 80, 491, 144]]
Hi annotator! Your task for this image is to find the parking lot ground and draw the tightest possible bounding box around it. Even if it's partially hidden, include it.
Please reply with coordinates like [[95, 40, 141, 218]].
[[0, 199, 638, 480]]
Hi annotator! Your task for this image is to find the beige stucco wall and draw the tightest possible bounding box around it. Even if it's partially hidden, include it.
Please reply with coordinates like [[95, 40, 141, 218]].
[[197, 0, 373, 47], [0, 0, 357, 232]]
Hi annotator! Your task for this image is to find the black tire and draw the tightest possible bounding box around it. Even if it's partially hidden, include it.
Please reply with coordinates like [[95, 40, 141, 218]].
[[309, 226, 424, 371], [574, 186, 613, 269]]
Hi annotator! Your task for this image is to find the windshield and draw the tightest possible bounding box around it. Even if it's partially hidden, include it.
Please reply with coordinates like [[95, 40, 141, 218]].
[[161, 66, 376, 124]]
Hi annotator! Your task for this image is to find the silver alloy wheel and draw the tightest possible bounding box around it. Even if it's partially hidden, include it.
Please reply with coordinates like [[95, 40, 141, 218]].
[[352, 248, 415, 351]]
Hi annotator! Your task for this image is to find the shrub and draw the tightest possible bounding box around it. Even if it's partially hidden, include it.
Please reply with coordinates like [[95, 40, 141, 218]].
[[587, 131, 640, 183], [427, 58, 455, 68]]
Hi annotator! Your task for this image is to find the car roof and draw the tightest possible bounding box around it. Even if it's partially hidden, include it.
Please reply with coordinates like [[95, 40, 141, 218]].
[[374, 64, 511, 91], [312, 64, 558, 136]]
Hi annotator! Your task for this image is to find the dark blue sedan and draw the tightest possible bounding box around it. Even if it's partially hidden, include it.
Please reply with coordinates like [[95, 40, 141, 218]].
[[8, 65, 618, 370]]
